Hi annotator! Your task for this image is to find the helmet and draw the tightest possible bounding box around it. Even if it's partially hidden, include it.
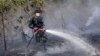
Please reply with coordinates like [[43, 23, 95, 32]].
[[34, 8, 42, 14]]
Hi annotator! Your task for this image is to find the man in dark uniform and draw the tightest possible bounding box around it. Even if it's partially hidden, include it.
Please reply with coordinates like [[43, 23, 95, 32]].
[[29, 8, 45, 43]]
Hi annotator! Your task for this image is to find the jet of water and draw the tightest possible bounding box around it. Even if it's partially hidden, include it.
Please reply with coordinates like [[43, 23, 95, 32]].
[[46, 29, 98, 55]]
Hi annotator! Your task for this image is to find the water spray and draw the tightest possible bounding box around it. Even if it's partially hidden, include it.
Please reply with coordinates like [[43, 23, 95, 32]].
[[46, 29, 99, 56]]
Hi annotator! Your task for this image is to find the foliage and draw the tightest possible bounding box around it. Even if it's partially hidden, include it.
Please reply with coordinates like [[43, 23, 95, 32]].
[[0, 0, 27, 13], [32, 0, 45, 8], [0, 0, 45, 13], [11, 0, 27, 7], [0, 0, 11, 12]]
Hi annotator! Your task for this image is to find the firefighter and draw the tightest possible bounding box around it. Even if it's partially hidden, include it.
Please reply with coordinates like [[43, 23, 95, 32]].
[[29, 8, 45, 42]]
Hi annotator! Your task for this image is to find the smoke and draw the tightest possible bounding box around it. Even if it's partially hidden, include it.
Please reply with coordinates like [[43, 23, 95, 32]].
[[35, 43, 68, 56], [47, 44, 67, 54], [44, 0, 88, 33], [27, 0, 100, 56], [44, 0, 100, 35], [86, 6, 100, 26]]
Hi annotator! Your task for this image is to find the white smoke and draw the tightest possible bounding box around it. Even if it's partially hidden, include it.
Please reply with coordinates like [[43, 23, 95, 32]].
[[23, 27, 33, 37], [47, 45, 67, 54], [86, 6, 100, 26], [35, 43, 68, 56], [35, 52, 45, 56]]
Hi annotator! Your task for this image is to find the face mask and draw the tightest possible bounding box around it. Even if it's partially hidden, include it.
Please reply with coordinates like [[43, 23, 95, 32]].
[[35, 13, 40, 16]]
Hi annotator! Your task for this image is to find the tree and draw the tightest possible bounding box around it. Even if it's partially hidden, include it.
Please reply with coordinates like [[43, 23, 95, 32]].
[[0, 0, 27, 54], [0, 0, 10, 52]]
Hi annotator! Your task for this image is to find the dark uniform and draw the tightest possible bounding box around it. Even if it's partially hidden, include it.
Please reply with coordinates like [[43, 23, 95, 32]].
[[29, 16, 44, 29], [28, 9, 47, 44]]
